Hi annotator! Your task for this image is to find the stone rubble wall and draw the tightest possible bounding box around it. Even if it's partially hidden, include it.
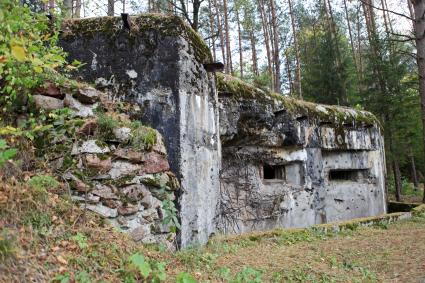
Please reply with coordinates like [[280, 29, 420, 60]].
[[59, 15, 220, 248], [34, 83, 179, 249]]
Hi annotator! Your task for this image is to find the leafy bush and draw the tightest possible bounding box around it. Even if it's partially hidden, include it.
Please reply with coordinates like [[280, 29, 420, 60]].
[[121, 253, 167, 282], [28, 174, 60, 191], [130, 122, 157, 150], [71, 232, 88, 250], [0, 0, 71, 112], [27, 174, 60, 202], [232, 267, 263, 283], [28, 174, 58, 193], [161, 198, 180, 233], [176, 272, 197, 283], [0, 139, 16, 167]]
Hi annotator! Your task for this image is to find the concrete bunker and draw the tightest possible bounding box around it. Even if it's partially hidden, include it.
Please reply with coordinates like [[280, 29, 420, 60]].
[[217, 73, 386, 234], [59, 14, 386, 248]]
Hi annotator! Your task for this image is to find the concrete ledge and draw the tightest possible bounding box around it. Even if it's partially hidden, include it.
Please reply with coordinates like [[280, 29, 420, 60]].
[[316, 212, 412, 232], [412, 204, 425, 216], [213, 212, 413, 244], [388, 201, 422, 213]]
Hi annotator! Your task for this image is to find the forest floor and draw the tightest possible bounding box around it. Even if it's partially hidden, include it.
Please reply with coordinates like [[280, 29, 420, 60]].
[[388, 183, 424, 203], [1, 181, 425, 283]]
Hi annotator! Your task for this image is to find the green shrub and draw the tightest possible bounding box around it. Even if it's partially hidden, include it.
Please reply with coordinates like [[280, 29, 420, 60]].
[[0, 139, 16, 167], [0, 0, 70, 112], [176, 272, 197, 283], [97, 113, 120, 140], [161, 198, 180, 233], [28, 175, 60, 201], [22, 211, 51, 230], [28, 174, 60, 190], [71, 233, 88, 250], [232, 267, 263, 283], [131, 123, 157, 150], [120, 253, 167, 282]]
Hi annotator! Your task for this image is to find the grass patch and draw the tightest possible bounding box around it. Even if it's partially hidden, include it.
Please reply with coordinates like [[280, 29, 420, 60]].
[[28, 174, 60, 199], [0, 229, 16, 261], [97, 112, 120, 140], [1, 177, 425, 282], [130, 121, 157, 150]]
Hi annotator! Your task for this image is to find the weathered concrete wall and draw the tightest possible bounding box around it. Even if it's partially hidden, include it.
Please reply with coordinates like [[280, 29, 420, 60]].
[[58, 15, 386, 247], [59, 15, 220, 248], [217, 74, 386, 234]]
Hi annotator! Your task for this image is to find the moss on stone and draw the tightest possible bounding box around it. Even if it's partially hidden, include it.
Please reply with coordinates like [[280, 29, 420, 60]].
[[214, 211, 410, 245], [61, 14, 212, 63], [130, 124, 157, 151], [412, 204, 425, 216], [108, 174, 136, 187], [217, 73, 381, 127]]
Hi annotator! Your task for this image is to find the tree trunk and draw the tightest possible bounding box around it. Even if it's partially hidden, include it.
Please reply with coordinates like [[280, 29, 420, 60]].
[[411, 0, 425, 203], [393, 159, 402, 202], [288, 0, 302, 99], [249, 30, 259, 76], [207, 0, 217, 61], [407, 0, 415, 30], [362, 0, 387, 100], [411, 155, 419, 190], [236, 9, 244, 78], [74, 0, 81, 17], [380, 0, 390, 34], [270, 0, 281, 92], [356, 5, 364, 80], [382, 0, 394, 33], [343, 0, 358, 74], [107, 0, 114, 16], [213, 0, 226, 66], [223, 0, 233, 74], [285, 52, 294, 96], [258, 0, 274, 89], [192, 0, 201, 31], [325, 0, 347, 104]]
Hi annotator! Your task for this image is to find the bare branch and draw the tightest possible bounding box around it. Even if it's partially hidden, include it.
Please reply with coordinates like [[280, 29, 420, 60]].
[[388, 31, 425, 42], [204, 32, 219, 41], [358, 0, 414, 21]]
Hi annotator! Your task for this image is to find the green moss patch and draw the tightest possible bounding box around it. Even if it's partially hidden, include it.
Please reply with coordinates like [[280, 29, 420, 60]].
[[61, 14, 212, 63], [217, 73, 380, 127]]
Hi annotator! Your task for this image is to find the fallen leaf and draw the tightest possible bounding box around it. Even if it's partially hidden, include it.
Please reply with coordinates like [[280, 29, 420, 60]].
[[0, 192, 7, 203], [56, 255, 68, 265], [11, 44, 26, 62]]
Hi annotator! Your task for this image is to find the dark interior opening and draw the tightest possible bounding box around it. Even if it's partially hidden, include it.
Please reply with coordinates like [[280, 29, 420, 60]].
[[263, 165, 285, 180], [329, 169, 367, 182]]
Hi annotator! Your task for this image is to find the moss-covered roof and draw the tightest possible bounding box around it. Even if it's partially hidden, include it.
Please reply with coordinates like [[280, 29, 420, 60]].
[[217, 73, 380, 127], [61, 14, 212, 63]]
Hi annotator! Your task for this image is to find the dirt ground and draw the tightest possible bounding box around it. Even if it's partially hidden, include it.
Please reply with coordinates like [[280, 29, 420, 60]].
[[173, 216, 425, 282], [2, 180, 425, 282]]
